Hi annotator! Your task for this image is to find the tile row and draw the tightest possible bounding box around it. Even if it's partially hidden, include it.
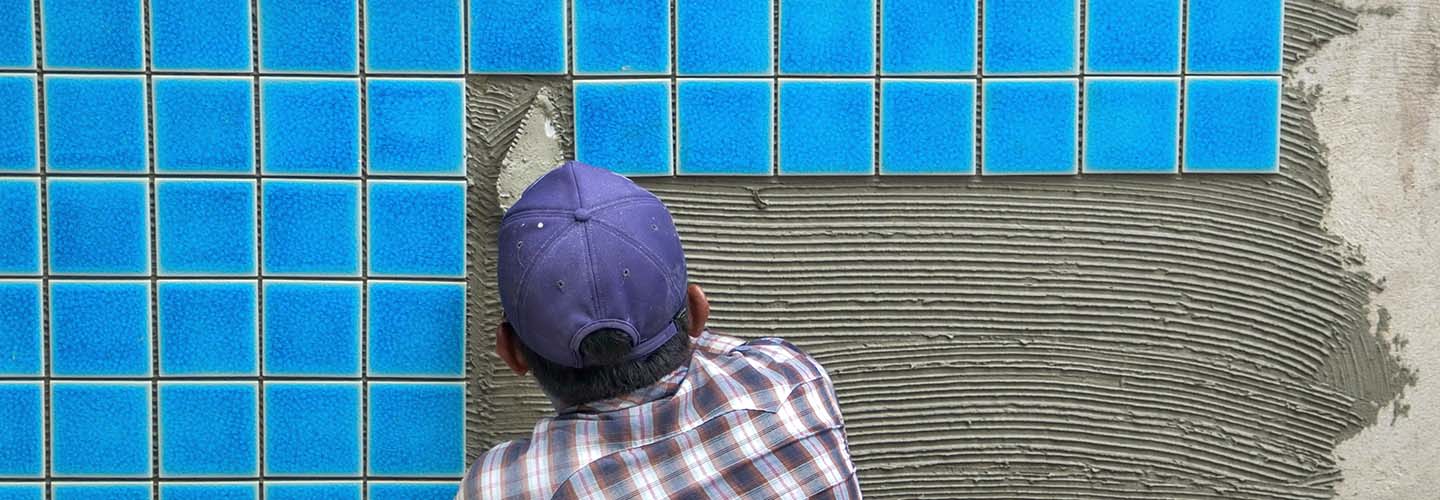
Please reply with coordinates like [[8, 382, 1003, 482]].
[[0, 482, 458, 500], [0, 382, 464, 478], [0, 280, 464, 378], [574, 77, 1282, 176], [0, 75, 464, 177], [0, 179, 464, 277]]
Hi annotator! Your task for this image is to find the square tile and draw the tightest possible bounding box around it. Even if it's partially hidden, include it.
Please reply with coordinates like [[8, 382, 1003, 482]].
[[368, 383, 465, 476], [573, 0, 671, 74], [368, 181, 465, 277], [367, 79, 465, 176], [160, 483, 258, 500], [1085, 0, 1181, 74], [0, 0, 34, 69], [981, 0, 1078, 75], [366, 0, 462, 73], [368, 282, 465, 377], [0, 178, 39, 274], [44, 76, 148, 173], [1084, 78, 1180, 174], [52, 484, 151, 500], [264, 483, 361, 500], [261, 180, 360, 276], [676, 0, 772, 75], [158, 281, 258, 377], [1183, 77, 1281, 173], [263, 383, 362, 476], [0, 281, 41, 376], [780, 0, 874, 75], [368, 483, 460, 500], [41, 0, 143, 70], [0, 75, 37, 171], [49, 281, 152, 377], [677, 79, 773, 175], [261, 78, 361, 176], [0, 383, 42, 477], [468, 0, 565, 73], [47, 178, 150, 275], [263, 281, 361, 377], [258, 0, 357, 73], [882, 0, 976, 74], [159, 383, 259, 477], [1186, 0, 1284, 74], [0, 484, 42, 500], [574, 80, 673, 176], [157, 180, 257, 275], [778, 80, 874, 175], [881, 80, 975, 175], [50, 382, 152, 477], [982, 79, 1078, 175], [151, 0, 252, 71], [154, 77, 256, 174]]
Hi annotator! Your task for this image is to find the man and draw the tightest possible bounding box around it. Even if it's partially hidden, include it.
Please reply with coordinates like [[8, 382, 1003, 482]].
[[458, 162, 860, 499]]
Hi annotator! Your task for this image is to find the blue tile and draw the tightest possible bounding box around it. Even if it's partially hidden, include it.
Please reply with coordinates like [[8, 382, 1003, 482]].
[[780, 0, 874, 75], [368, 282, 464, 377], [154, 77, 255, 174], [261, 180, 360, 276], [368, 483, 460, 500], [47, 179, 150, 275], [882, 0, 975, 74], [50, 383, 152, 477], [41, 0, 143, 70], [261, 79, 360, 176], [468, 0, 565, 73], [0, 484, 42, 500], [49, 281, 151, 377], [158, 281, 258, 376], [258, 0, 357, 73], [0, 282, 41, 376], [44, 76, 148, 173], [1187, 0, 1284, 74], [982, 0, 1078, 75], [157, 180, 257, 275], [881, 80, 975, 175], [366, 0, 462, 73], [1184, 77, 1281, 173], [159, 383, 259, 477], [0, 383, 42, 477], [574, 81, 673, 176], [151, 0, 252, 71], [0, 0, 34, 69], [265, 483, 361, 500], [368, 383, 465, 476], [53, 484, 151, 500], [0, 75, 36, 172], [677, 80, 773, 175], [676, 0, 772, 75], [263, 281, 361, 377], [1085, 0, 1180, 74], [264, 383, 362, 476], [367, 79, 465, 176], [0, 179, 39, 274], [161, 483, 258, 500], [982, 79, 1078, 175], [369, 182, 465, 277], [574, 0, 671, 74], [1084, 78, 1179, 174], [778, 80, 874, 175]]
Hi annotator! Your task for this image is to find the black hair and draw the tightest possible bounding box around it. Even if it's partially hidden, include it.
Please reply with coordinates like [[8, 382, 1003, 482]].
[[519, 322, 693, 408]]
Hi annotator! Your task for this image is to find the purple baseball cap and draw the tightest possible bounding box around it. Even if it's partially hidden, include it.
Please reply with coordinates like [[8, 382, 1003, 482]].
[[497, 162, 689, 368]]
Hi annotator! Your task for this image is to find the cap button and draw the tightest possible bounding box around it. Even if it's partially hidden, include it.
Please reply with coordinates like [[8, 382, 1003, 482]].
[[573, 208, 592, 222]]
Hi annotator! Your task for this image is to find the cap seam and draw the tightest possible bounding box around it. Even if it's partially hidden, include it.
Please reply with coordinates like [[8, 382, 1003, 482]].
[[508, 220, 581, 315], [589, 219, 685, 308]]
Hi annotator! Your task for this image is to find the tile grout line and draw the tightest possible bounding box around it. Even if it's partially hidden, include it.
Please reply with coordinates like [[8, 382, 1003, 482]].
[[1076, 0, 1086, 175], [32, 0, 51, 492], [975, 0, 985, 175], [1178, 0, 1189, 173], [669, 0, 679, 175], [142, 0, 161, 493], [358, 0, 371, 487], [771, 0, 779, 175], [872, 0, 880, 176], [251, 0, 266, 494]]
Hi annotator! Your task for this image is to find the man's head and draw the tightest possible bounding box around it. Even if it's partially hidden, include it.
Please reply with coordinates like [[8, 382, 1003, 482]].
[[494, 162, 709, 406]]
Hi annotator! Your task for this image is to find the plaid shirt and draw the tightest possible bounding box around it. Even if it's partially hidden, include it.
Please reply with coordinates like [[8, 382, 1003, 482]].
[[458, 332, 860, 499]]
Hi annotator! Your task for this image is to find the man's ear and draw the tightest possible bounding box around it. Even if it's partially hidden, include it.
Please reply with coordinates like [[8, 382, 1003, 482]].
[[685, 284, 710, 338], [496, 322, 530, 376]]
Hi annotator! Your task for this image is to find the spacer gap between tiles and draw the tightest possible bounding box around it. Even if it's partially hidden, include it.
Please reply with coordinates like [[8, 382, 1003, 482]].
[[358, 0, 372, 483], [0, 172, 462, 182], [1178, 0, 1189, 173], [975, 0, 985, 175], [669, 0, 678, 175], [872, 0, 880, 176], [142, 0, 163, 489], [251, 0, 267, 492], [0, 274, 465, 283], [1076, 0, 1085, 175], [31, 0, 52, 488]]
